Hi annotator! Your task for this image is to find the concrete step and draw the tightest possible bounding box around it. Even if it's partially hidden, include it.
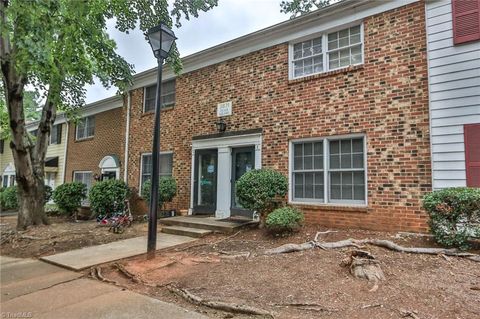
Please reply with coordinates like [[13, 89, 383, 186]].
[[161, 216, 257, 233], [161, 226, 212, 238]]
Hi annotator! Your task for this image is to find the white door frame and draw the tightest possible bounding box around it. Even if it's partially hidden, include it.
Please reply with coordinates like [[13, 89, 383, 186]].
[[189, 133, 262, 219]]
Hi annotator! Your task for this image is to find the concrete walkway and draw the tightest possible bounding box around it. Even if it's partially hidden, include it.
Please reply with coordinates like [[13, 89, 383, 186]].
[[0, 256, 208, 319], [40, 233, 197, 270]]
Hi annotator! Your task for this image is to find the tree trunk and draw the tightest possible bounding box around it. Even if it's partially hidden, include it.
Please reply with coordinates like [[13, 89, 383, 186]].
[[17, 177, 48, 228]]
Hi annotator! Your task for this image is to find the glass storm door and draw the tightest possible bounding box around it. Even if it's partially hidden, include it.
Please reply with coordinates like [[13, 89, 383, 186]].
[[193, 149, 218, 215], [231, 147, 255, 218]]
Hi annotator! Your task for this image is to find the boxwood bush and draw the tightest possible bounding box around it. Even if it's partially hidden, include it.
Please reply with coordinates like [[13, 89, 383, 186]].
[[423, 187, 480, 250], [52, 182, 87, 215], [89, 179, 131, 216], [1, 186, 18, 210], [266, 206, 304, 235], [141, 177, 177, 209], [236, 168, 288, 227]]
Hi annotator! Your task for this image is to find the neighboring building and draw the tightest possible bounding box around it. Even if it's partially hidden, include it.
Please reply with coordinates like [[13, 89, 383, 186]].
[[425, 0, 480, 189], [125, 0, 432, 232], [63, 96, 126, 199], [0, 115, 68, 189]]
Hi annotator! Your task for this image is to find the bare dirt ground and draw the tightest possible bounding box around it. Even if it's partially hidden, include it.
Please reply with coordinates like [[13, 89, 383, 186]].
[[91, 226, 480, 319], [0, 215, 148, 258]]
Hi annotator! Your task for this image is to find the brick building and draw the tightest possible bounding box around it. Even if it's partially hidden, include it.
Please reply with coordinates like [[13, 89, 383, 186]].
[[64, 96, 126, 195], [124, 0, 432, 232]]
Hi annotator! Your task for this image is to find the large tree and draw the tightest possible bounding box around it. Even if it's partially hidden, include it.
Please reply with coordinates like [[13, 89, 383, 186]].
[[280, 0, 331, 18], [0, 0, 217, 230]]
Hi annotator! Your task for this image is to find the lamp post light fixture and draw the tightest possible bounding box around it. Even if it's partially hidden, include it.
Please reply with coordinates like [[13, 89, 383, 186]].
[[145, 22, 177, 259]]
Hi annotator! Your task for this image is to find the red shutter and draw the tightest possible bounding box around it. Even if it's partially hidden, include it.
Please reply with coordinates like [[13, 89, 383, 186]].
[[452, 0, 480, 44], [464, 123, 480, 187]]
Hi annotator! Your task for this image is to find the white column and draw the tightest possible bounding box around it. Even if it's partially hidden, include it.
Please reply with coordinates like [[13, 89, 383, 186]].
[[216, 147, 231, 219]]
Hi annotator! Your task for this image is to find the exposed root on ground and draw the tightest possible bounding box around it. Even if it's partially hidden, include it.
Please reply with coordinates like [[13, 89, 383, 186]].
[[263, 232, 480, 262], [90, 267, 122, 286], [340, 250, 385, 291], [272, 302, 340, 313], [167, 285, 274, 318]]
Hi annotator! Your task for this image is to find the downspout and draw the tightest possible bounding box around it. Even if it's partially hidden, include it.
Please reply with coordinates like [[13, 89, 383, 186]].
[[123, 91, 131, 183], [61, 122, 69, 184]]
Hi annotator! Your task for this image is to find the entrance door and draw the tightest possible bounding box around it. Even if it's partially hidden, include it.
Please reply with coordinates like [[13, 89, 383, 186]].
[[193, 149, 218, 215], [231, 147, 255, 218]]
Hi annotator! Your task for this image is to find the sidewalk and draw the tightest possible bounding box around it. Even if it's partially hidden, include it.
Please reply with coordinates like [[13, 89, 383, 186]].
[[0, 256, 208, 319], [40, 233, 197, 270]]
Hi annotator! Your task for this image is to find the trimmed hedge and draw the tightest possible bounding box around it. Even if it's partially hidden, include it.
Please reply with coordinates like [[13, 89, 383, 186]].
[[423, 187, 480, 250], [52, 182, 87, 215], [1, 186, 18, 210], [141, 177, 177, 208], [89, 179, 131, 216], [266, 206, 304, 234]]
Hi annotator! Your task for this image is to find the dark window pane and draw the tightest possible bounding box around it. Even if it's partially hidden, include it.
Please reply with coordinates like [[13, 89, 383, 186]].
[[342, 185, 353, 199], [294, 173, 304, 198], [304, 156, 313, 170], [294, 144, 303, 158], [352, 138, 363, 152], [314, 155, 323, 169], [304, 173, 314, 198], [341, 154, 352, 169], [331, 184, 341, 199], [304, 143, 313, 156], [342, 172, 353, 185], [314, 185, 324, 199], [341, 139, 351, 154], [352, 154, 363, 168], [330, 154, 340, 169], [314, 142, 323, 155], [330, 141, 339, 154], [354, 171, 365, 185], [331, 172, 341, 184], [354, 185, 365, 200]]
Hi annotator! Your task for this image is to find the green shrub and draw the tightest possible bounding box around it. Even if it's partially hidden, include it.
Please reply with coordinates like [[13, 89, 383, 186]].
[[44, 203, 60, 215], [141, 177, 177, 209], [89, 179, 131, 216], [52, 182, 87, 215], [1, 186, 18, 210], [266, 206, 304, 234], [423, 187, 480, 250], [236, 168, 288, 227]]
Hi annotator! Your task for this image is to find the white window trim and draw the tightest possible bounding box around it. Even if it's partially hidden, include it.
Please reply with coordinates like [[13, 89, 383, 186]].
[[49, 124, 61, 145], [143, 81, 176, 113], [288, 133, 368, 207], [139, 151, 174, 193], [75, 116, 95, 141], [73, 170, 93, 206], [288, 22, 364, 80]]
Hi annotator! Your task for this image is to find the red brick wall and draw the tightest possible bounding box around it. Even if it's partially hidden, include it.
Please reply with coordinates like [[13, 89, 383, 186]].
[[65, 107, 126, 183], [127, 2, 431, 232]]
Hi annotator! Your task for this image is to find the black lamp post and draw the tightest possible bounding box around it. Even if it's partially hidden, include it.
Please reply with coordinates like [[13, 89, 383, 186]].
[[145, 23, 177, 259]]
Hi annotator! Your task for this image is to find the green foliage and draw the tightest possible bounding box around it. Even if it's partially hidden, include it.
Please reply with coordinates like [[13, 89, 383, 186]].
[[52, 182, 87, 215], [266, 206, 304, 234], [1, 186, 18, 210], [141, 177, 177, 207], [423, 188, 480, 250], [89, 179, 131, 216], [280, 0, 331, 18], [236, 169, 288, 213], [44, 203, 60, 215]]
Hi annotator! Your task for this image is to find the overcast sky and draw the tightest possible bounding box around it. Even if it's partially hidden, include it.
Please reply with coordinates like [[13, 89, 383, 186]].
[[85, 0, 288, 103]]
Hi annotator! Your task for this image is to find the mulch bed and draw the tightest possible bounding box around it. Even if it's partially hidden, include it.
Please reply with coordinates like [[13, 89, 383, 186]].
[[91, 226, 480, 319]]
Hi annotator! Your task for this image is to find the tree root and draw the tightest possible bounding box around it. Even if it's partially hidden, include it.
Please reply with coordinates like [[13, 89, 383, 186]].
[[91, 267, 121, 286], [114, 262, 141, 283], [167, 285, 274, 318], [272, 302, 339, 313], [263, 237, 480, 262]]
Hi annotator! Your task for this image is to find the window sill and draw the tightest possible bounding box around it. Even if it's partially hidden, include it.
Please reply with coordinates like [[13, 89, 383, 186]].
[[75, 137, 94, 143], [290, 202, 369, 213], [141, 106, 175, 117], [288, 64, 364, 85]]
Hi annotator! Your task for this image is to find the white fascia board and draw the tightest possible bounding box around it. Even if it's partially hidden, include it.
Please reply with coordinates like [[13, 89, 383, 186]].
[[25, 112, 67, 131], [75, 95, 124, 118], [129, 0, 419, 90]]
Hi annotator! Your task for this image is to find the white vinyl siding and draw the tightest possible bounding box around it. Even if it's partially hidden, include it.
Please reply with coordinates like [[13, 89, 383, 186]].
[[426, 0, 480, 189], [75, 116, 95, 140], [289, 24, 363, 79], [143, 80, 176, 112], [290, 135, 367, 205]]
